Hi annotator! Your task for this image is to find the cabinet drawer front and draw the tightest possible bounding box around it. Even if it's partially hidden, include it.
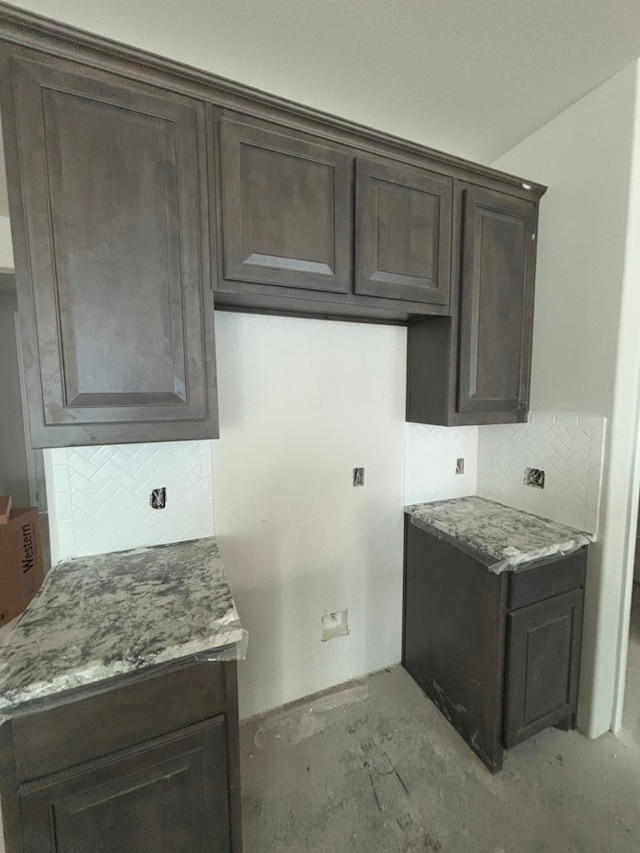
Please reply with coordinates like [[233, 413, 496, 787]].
[[1, 50, 217, 446], [508, 548, 587, 610], [220, 115, 353, 293], [356, 158, 452, 306], [18, 717, 230, 853], [10, 662, 227, 782], [458, 187, 537, 415], [504, 589, 583, 748]]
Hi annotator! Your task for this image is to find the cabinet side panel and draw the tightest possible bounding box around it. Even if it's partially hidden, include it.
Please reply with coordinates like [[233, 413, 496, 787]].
[[406, 317, 455, 425], [402, 521, 506, 770], [223, 662, 242, 853]]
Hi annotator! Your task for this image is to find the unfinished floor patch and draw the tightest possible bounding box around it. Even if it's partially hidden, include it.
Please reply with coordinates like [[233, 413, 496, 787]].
[[254, 680, 368, 750]]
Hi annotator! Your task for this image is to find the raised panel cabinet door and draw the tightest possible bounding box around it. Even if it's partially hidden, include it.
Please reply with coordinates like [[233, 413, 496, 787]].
[[458, 187, 537, 415], [219, 116, 353, 292], [355, 158, 452, 305], [504, 589, 584, 748], [18, 717, 230, 853], [0, 49, 218, 447]]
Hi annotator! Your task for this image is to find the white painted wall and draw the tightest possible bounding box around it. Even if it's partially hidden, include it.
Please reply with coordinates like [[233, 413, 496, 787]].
[[491, 61, 640, 738], [496, 74, 636, 417], [0, 217, 13, 271], [212, 313, 406, 719]]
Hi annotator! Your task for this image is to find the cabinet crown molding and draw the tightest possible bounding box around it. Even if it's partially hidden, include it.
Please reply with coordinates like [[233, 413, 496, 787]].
[[0, 1, 545, 201]]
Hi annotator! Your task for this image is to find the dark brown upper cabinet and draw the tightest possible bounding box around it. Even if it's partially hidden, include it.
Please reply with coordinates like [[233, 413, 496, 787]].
[[219, 114, 352, 294], [407, 184, 538, 426], [355, 158, 452, 306], [0, 8, 546, 444], [0, 48, 218, 447], [458, 187, 537, 415], [215, 115, 457, 322]]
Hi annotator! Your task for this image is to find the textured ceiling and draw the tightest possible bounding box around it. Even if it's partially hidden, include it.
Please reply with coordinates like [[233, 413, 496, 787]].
[[1, 0, 640, 217]]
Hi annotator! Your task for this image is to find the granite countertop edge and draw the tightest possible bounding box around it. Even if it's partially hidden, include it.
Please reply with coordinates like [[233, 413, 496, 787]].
[[405, 496, 595, 574], [0, 626, 246, 714]]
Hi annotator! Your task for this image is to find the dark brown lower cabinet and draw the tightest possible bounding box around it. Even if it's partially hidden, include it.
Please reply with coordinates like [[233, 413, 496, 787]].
[[0, 661, 242, 852], [402, 517, 586, 772]]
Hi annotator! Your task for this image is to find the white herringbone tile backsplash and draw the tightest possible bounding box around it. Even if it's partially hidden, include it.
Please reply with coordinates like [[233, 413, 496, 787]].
[[477, 413, 606, 534], [44, 441, 215, 564], [404, 423, 479, 505], [42, 413, 604, 566]]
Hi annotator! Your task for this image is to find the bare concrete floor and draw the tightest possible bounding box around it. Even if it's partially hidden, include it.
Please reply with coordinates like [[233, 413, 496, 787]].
[[240, 644, 640, 852]]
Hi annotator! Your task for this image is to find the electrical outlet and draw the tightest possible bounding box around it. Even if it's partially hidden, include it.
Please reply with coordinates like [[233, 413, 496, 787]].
[[456, 458, 465, 475], [524, 468, 545, 489], [352, 467, 365, 487], [150, 487, 167, 509], [321, 610, 349, 641]]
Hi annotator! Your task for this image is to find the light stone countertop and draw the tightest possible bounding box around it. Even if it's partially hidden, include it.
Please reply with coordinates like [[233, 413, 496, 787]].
[[406, 496, 594, 573], [0, 537, 245, 716]]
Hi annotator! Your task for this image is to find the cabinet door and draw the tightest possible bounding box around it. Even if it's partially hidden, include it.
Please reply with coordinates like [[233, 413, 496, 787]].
[[504, 589, 583, 748], [0, 50, 218, 447], [355, 158, 452, 305], [458, 187, 537, 416], [219, 116, 352, 293], [18, 718, 230, 853]]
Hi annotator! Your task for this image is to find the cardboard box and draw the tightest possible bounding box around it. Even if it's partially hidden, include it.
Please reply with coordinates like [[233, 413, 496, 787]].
[[0, 504, 45, 626], [0, 495, 11, 524]]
